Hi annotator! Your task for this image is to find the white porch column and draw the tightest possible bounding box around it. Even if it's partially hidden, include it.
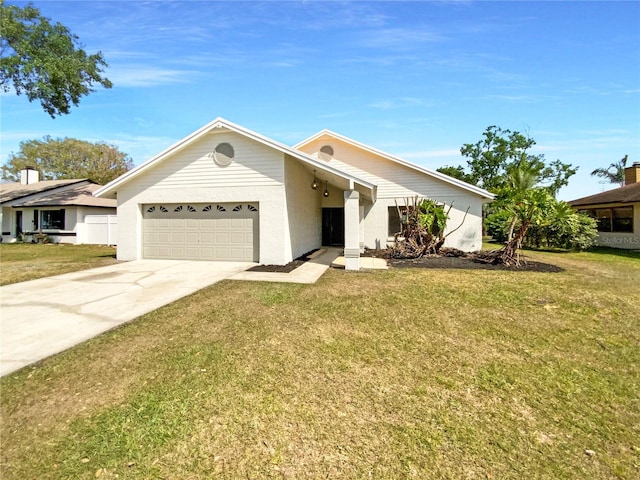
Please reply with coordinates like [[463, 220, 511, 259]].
[[344, 190, 360, 271]]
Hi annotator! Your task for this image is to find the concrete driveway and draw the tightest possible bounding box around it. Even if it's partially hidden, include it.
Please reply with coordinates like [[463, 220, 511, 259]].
[[0, 260, 253, 377]]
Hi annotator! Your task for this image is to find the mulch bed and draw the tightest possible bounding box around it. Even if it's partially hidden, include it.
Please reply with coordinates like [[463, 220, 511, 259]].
[[364, 249, 564, 273], [248, 248, 563, 274], [247, 249, 319, 273], [387, 255, 563, 272]]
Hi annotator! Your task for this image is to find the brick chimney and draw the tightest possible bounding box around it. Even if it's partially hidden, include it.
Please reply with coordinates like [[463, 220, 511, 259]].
[[20, 167, 39, 185], [624, 162, 640, 185]]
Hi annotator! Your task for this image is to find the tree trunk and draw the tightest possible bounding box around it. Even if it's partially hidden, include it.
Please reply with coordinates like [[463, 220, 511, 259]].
[[499, 222, 530, 266]]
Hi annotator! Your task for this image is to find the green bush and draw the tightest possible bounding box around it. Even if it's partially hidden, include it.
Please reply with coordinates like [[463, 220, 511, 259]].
[[485, 209, 511, 244], [486, 200, 597, 250]]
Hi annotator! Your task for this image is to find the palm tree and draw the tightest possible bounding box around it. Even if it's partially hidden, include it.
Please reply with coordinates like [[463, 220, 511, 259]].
[[591, 155, 628, 186], [496, 163, 552, 265]]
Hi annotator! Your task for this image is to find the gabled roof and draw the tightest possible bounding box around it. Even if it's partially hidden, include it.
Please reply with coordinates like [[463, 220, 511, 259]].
[[12, 183, 116, 208], [0, 179, 88, 204], [95, 118, 376, 199], [294, 130, 495, 200], [570, 182, 640, 206]]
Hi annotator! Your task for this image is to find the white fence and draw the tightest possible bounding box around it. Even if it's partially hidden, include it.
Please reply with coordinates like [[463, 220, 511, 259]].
[[85, 215, 117, 245]]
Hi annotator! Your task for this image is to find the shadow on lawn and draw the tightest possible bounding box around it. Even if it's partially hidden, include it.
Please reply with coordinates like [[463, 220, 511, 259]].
[[583, 246, 640, 260]]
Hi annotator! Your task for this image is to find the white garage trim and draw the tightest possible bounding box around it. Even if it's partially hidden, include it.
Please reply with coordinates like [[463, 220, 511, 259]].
[[142, 202, 259, 261]]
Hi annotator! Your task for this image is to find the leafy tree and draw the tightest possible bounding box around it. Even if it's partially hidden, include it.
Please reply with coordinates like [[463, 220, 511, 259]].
[[1, 137, 133, 185], [495, 163, 553, 264], [485, 163, 597, 264], [459, 125, 536, 191], [435, 165, 476, 184], [0, 1, 112, 117], [590, 155, 628, 186], [447, 126, 576, 195]]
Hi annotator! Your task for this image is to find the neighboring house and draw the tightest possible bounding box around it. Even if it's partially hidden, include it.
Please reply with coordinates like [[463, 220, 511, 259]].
[[95, 118, 493, 270], [569, 162, 640, 250], [1, 168, 117, 244]]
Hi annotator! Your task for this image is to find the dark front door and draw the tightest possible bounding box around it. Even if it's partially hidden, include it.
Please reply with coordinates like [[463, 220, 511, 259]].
[[322, 208, 344, 246], [15, 211, 23, 237]]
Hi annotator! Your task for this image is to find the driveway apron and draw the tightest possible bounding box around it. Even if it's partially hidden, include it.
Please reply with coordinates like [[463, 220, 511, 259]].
[[0, 260, 252, 377]]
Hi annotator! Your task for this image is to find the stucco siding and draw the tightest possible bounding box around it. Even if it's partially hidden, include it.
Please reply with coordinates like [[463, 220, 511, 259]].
[[132, 131, 285, 190], [362, 196, 483, 252], [284, 155, 322, 260], [113, 130, 295, 263], [116, 184, 289, 264]]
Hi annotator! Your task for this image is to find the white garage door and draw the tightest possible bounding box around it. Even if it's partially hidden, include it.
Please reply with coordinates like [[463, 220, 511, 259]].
[[142, 203, 259, 261]]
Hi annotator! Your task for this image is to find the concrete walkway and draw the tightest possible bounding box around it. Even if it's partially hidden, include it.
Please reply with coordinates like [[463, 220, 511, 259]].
[[0, 260, 252, 377], [331, 255, 389, 270], [229, 247, 343, 283], [229, 248, 388, 284]]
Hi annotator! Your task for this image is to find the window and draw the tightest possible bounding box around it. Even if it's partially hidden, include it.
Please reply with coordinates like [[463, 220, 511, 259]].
[[319, 145, 334, 161], [595, 209, 612, 232], [41, 209, 65, 229], [612, 207, 634, 233], [388, 206, 405, 236], [582, 206, 634, 233], [212, 143, 235, 166]]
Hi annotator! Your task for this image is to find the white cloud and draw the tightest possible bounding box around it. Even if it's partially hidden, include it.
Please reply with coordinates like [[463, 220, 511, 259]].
[[358, 28, 445, 49], [483, 93, 559, 103], [397, 149, 461, 160], [100, 134, 180, 165], [317, 111, 354, 119], [107, 65, 198, 87], [368, 97, 433, 110]]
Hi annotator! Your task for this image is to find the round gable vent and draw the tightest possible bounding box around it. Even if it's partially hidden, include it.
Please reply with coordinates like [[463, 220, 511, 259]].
[[319, 145, 334, 161], [213, 142, 235, 166]]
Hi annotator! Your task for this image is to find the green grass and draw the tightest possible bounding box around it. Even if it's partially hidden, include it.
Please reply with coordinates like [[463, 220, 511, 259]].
[[0, 243, 118, 285], [1, 248, 639, 479]]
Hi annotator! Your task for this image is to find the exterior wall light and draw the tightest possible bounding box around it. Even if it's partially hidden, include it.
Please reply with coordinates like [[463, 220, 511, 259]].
[[312, 170, 318, 190], [323, 180, 329, 197]]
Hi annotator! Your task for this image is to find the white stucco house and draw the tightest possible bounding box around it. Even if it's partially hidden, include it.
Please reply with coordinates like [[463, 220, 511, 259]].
[[95, 118, 493, 270], [1, 169, 117, 244]]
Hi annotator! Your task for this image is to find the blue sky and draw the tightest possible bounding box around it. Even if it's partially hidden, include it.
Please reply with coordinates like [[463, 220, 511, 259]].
[[1, 0, 639, 200]]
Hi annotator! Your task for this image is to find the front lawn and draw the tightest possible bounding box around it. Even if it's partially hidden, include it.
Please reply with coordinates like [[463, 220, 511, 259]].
[[1, 249, 638, 479], [0, 243, 118, 285]]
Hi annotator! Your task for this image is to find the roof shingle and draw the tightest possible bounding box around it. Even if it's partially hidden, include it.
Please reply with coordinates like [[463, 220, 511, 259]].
[[569, 182, 640, 206], [0, 179, 87, 203], [10, 183, 116, 208]]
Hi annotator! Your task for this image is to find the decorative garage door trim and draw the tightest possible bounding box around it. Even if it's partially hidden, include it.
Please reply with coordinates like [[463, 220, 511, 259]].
[[142, 203, 259, 261]]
